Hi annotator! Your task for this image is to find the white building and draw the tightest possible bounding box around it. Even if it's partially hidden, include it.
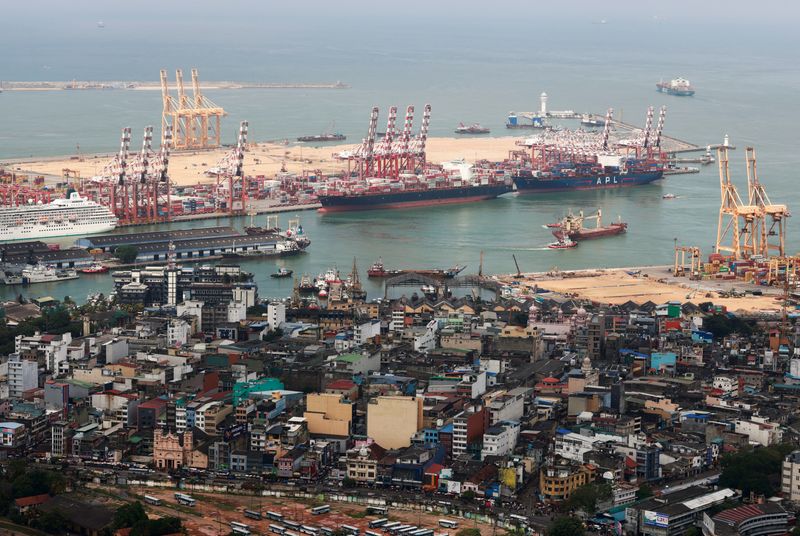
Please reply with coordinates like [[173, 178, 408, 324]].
[[782, 451, 800, 502], [15, 332, 71, 374], [266, 302, 286, 331], [487, 387, 529, 425], [232, 286, 256, 308], [7, 354, 38, 398], [554, 430, 627, 463], [734, 416, 783, 446], [712, 375, 737, 393], [167, 319, 191, 347], [481, 420, 520, 459], [177, 300, 204, 329], [354, 320, 381, 346], [390, 308, 405, 333]]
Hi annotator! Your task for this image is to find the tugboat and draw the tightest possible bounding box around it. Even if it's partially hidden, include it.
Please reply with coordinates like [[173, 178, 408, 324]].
[[367, 258, 402, 278], [455, 123, 490, 135], [662, 193, 677, 200], [580, 114, 604, 128], [271, 267, 294, 278], [548, 238, 578, 249], [81, 263, 108, 274]]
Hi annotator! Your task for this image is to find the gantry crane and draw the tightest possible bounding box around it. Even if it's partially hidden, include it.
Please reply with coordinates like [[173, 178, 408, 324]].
[[715, 145, 760, 259], [160, 68, 226, 149], [674, 245, 702, 278], [214, 121, 249, 214], [745, 146, 789, 257]]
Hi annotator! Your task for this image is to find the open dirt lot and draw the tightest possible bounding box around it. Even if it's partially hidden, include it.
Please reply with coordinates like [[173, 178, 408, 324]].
[[7, 136, 522, 187]]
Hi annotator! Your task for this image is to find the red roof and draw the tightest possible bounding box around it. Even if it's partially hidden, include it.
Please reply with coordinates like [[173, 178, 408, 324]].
[[138, 398, 168, 410], [327, 379, 356, 390], [425, 463, 444, 475], [625, 456, 637, 469], [15, 494, 50, 508], [543, 377, 560, 384]]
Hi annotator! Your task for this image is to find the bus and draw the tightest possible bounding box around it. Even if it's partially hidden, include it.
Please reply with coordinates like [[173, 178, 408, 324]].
[[369, 519, 389, 528], [174, 493, 196, 507], [143, 495, 162, 506], [389, 526, 410, 535], [286, 532, 300, 536], [508, 515, 528, 526], [268, 512, 285, 522], [301, 526, 319, 535], [341, 525, 360, 535], [320, 528, 334, 536], [311, 505, 331, 515], [438, 520, 458, 529], [231, 521, 251, 535], [410, 530, 434, 536], [284, 520, 302, 530], [271, 525, 287, 534], [245, 510, 262, 520], [366, 531, 383, 536], [399, 527, 419, 535], [367, 506, 389, 516], [382, 522, 402, 532]]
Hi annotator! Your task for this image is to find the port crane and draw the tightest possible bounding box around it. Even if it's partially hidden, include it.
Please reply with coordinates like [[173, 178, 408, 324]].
[[214, 121, 249, 214], [745, 147, 788, 257], [160, 68, 226, 149]]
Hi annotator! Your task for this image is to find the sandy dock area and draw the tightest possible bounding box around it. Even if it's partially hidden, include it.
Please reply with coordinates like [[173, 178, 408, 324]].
[[5, 136, 523, 187], [498, 267, 783, 314]]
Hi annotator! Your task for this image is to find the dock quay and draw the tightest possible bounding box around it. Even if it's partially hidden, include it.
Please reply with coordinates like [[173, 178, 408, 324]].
[[76, 227, 242, 252], [0, 241, 93, 269]]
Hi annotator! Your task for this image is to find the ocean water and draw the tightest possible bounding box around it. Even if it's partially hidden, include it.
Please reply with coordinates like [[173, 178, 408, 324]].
[[1, 5, 799, 303]]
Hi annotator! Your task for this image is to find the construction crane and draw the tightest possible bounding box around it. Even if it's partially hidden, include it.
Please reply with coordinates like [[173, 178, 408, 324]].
[[512, 254, 523, 279], [160, 68, 226, 149]]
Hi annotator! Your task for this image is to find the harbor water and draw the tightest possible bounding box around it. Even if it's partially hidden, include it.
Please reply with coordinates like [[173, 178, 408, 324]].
[[1, 5, 798, 302]]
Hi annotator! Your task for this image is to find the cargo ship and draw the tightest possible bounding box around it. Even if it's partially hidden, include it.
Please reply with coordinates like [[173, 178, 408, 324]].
[[656, 77, 695, 96], [297, 133, 346, 142], [318, 165, 512, 212], [551, 210, 627, 241], [455, 123, 490, 135], [513, 155, 663, 193], [367, 258, 466, 279]]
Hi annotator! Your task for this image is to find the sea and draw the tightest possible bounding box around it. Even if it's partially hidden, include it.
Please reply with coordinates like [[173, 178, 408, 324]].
[[1, 4, 799, 303]]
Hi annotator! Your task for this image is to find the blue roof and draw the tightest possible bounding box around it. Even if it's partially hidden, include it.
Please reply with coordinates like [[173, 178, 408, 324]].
[[556, 427, 572, 435], [439, 423, 454, 433]]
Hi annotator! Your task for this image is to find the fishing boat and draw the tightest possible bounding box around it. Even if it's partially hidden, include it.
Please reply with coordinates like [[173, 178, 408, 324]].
[[81, 263, 109, 274]]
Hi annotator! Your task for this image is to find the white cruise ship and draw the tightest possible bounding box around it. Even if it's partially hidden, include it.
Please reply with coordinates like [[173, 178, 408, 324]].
[[0, 192, 117, 242]]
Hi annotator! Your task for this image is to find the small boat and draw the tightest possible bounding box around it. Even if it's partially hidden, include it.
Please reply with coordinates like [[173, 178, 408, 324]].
[[271, 268, 293, 278], [81, 263, 109, 274], [455, 122, 490, 135], [544, 222, 563, 229], [662, 193, 677, 200], [548, 238, 578, 249], [298, 274, 316, 292]]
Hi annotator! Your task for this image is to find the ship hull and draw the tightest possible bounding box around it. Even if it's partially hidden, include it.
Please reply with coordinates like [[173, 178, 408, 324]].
[[318, 184, 512, 212], [0, 220, 117, 242], [513, 171, 663, 193], [656, 85, 695, 96]]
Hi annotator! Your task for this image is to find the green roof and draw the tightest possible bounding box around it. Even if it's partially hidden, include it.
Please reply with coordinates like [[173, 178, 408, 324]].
[[336, 353, 363, 363], [128, 435, 143, 444]]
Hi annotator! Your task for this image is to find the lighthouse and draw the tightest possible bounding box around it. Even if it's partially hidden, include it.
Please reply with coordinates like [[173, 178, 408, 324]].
[[540, 92, 548, 115]]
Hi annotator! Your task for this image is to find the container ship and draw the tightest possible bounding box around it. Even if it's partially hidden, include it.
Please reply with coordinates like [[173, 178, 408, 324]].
[[0, 192, 117, 242], [297, 133, 346, 142], [656, 77, 695, 96], [513, 156, 664, 193], [318, 164, 512, 212]]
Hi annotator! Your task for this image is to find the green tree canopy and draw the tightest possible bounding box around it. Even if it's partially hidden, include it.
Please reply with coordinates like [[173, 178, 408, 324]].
[[547, 517, 585, 536], [719, 444, 794, 496], [114, 245, 139, 264]]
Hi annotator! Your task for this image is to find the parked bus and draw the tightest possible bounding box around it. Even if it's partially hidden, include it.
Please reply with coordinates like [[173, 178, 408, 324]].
[[366, 531, 382, 536], [367, 506, 389, 516], [271, 525, 287, 534], [311, 505, 331, 515], [320, 527, 334, 536], [174, 493, 196, 507], [369, 519, 389, 528], [231, 521, 251, 535], [286, 532, 300, 536], [389, 526, 411, 535], [301, 526, 319, 535], [382, 522, 402, 532], [410, 530, 434, 536], [508, 515, 528, 526], [438, 520, 458, 529], [268, 512, 285, 522], [342, 525, 360, 535], [244, 510, 262, 520], [284, 520, 302, 530], [399, 527, 419, 535], [143, 495, 162, 506]]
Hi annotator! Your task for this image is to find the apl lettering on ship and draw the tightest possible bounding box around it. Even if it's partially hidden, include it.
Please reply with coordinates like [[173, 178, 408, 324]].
[[512, 106, 667, 194]]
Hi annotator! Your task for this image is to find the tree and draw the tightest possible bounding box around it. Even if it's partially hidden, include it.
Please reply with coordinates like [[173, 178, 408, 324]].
[[130, 516, 182, 536], [636, 484, 654, 500], [114, 245, 139, 264], [461, 490, 476, 501], [563, 482, 612, 514], [685, 528, 701, 536], [547, 517, 585, 536], [341, 477, 356, 489], [719, 444, 794, 496], [114, 501, 148, 529], [456, 529, 481, 536], [32, 509, 69, 535]]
